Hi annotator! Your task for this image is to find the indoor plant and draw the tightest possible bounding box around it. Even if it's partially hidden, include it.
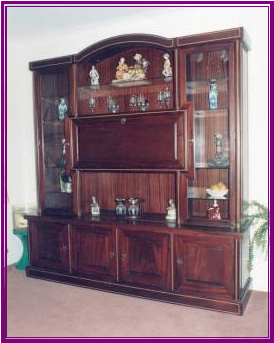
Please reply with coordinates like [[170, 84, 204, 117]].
[[242, 201, 269, 271]]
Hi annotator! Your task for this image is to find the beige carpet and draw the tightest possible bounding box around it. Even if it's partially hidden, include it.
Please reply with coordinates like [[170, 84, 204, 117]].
[[6, 267, 268, 338]]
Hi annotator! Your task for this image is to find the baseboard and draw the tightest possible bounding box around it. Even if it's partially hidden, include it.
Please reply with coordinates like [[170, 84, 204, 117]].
[[26, 267, 247, 315]]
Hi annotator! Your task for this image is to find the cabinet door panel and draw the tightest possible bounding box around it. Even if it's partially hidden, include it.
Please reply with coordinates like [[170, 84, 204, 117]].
[[119, 230, 171, 290], [74, 112, 186, 170], [72, 225, 116, 281], [29, 221, 69, 272], [174, 234, 235, 298]]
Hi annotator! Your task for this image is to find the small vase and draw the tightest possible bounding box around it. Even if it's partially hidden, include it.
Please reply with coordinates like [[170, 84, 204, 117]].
[[209, 79, 218, 109]]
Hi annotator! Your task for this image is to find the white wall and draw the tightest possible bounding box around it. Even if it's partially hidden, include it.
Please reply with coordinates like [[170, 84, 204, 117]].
[[7, 6, 269, 290]]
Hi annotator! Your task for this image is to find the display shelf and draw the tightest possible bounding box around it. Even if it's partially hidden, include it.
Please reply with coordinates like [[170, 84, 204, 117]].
[[78, 77, 173, 97], [194, 108, 228, 118], [195, 163, 229, 169], [42, 121, 65, 126], [188, 187, 228, 200]]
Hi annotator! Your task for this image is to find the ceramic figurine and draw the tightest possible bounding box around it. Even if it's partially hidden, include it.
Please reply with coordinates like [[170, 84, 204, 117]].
[[112, 53, 149, 83], [209, 79, 218, 109], [58, 98, 68, 120], [115, 198, 127, 217], [162, 53, 172, 81], [208, 132, 229, 168], [207, 200, 221, 220], [115, 57, 129, 80], [89, 65, 100, 88], [90, 196, 100, 216], [166, 199, 176, 221], [59, 171, 72, 193]]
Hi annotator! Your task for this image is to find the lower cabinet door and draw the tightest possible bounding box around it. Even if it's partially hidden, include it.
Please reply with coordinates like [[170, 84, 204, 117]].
[[174, 234, 235, 299], [29, 220, 69, 272], [119, 229, 171, 290], [72, 224, 116, 281]]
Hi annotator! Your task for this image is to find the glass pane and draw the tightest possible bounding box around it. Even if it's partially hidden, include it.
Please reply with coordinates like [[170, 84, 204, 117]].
[[40, 73, 72, 213], [77, 77, 174, 115], [186, 49, 230, 222]]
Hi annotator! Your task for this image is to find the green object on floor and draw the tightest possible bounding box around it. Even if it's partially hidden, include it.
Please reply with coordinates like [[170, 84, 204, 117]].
[[13, 229, 29, 270]]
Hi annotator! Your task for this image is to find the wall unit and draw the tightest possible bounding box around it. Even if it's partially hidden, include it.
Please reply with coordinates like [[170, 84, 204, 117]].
[[27, 28, 251, 314]]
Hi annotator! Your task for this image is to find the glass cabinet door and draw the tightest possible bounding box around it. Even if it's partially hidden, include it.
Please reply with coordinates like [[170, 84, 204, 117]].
[[185, 47, 231, 225], [39, 71, 72, 215]]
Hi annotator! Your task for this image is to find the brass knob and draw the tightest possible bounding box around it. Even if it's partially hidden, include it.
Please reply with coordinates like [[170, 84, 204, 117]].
[[120, 253, 127, 261], [61, 245, 68, 253], [121, 118, 127, 124], [188, 139, 194, 146], [176, 258, 183, 265]]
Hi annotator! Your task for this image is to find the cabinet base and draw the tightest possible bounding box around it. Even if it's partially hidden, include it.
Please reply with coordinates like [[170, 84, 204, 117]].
[[26, 267, 251, 315]]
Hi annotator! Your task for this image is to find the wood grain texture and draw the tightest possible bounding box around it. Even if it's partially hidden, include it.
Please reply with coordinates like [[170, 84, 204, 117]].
[[74, 112, 185, 170], [79, 171, 176, 215], [174, 234, 235, 299], [119, 229, 171, 290], [71, 224, 116, 280], [28, 220, 69, 272]]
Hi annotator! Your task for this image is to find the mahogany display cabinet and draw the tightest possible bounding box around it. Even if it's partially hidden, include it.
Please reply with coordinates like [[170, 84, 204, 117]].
[[26, 28, 251, 314]]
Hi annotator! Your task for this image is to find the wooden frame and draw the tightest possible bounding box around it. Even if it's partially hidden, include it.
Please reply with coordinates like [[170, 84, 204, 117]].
[[27, 28, 251, 314]]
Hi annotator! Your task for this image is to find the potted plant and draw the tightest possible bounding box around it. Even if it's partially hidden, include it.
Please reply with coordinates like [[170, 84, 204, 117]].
[[242, 201, 269, 271]]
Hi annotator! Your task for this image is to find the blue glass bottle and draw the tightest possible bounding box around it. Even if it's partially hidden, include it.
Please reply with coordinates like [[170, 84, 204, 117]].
[[209, 79, 218, 109]]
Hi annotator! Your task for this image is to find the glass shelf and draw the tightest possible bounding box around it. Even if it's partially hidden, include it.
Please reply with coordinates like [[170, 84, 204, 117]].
[[195, 162, 229, 169], [78, 76, 172, 91], [194, 108, 228, 118], [188, 187, 229, 200], [77, 77, 174, 116], [186, 79, 227, 95], [43, 121, 64, 126]]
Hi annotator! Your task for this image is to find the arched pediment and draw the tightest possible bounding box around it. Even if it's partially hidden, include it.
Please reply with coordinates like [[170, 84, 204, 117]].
[[74, 34, 174, 63]]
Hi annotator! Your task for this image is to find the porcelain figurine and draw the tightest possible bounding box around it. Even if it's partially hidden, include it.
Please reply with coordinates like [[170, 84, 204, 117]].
[[90, 196, 100, 216], [115, 57, 129, 80], [89, 65, 100, 88], [209, 79, 218, 109], [58, 98, 68, 120], [166, 199, 176, 221], [208, 132, 229, 168], [207, 200, 221, 220], [112, 53, 149, 83], [162, 53, 172, 81]]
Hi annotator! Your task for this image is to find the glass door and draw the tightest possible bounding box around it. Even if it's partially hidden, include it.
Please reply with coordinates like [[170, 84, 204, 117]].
[[39, 71, 72, 215], [185, 46, 231, 226]]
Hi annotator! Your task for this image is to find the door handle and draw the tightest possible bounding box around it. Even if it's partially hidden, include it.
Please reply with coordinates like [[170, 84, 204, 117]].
[[109, 252, 115, 260], [176, 258, 183, 265], [188, 139, 194, 146], [60, 244, 68, 253], [120, 253, 127, 261]]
